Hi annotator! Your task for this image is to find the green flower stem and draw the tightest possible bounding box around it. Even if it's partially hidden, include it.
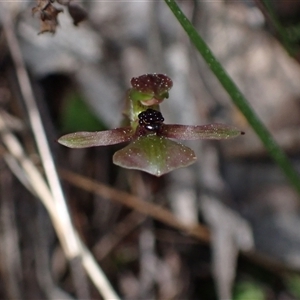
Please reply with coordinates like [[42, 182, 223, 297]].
[[165, 0, 300, 194]]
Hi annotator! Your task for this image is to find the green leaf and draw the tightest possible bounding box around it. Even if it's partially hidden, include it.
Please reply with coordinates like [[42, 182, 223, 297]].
[[60, 93, 106, 132], [160, 124, 243, 140], [233, 281, 265, 300], [113, 135, 196, 176], [285, 274, 300, 298], [58, 127, 134, 148]]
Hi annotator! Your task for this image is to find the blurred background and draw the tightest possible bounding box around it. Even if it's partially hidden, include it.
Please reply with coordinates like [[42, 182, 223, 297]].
[[1, 0, 300, 299]]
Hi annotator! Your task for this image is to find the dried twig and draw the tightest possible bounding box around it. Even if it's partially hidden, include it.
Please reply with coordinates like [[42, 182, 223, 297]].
[[0, 5, 120, 299], [60, 169, 300, 278], [0, 113, 120, 300], [60, 169, 211, 243], [1, 3, 78, 258]]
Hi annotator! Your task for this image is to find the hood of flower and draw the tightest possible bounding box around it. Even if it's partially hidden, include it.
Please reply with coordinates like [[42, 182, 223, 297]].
[[130, 74, 173, 100]]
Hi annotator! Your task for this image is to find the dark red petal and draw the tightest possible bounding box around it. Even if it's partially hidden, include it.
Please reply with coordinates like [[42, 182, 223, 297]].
[[58, 127, 134, 148], [160, 124, 244, 140]]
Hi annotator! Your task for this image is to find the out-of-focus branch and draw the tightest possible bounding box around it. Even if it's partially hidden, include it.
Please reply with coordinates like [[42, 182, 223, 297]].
[[60, 169, 211, 243], [0, 5, 120, 299], [0, 2, 78, 259], [0, 113, 120, 300], [60, 169, 300, 277]]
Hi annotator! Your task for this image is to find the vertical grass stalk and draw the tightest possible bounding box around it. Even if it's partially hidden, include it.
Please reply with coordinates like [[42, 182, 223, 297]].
[[164, 0, 300, 194]]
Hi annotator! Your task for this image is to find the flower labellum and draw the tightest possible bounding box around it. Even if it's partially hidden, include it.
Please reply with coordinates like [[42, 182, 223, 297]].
[[113, 135, 196, 177]]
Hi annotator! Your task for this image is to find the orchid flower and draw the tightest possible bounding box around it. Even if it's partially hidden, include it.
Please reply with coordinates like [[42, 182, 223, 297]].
[[58, 74, 244, 176]]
